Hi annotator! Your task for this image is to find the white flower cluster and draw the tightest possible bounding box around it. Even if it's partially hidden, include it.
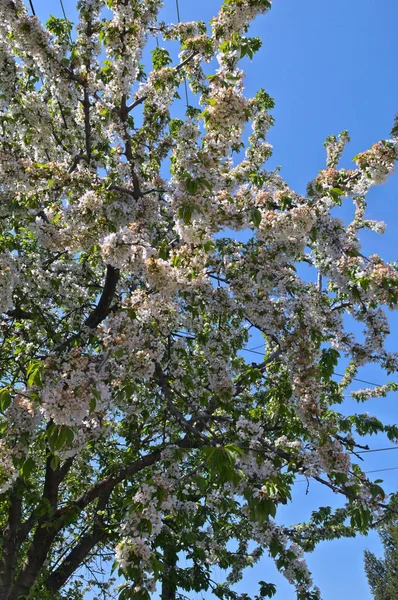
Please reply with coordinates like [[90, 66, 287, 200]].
[[0, 440, 18, 494], [324, 130, 350, 168], [116, 469, 181, 593], [212, 0, 272, 41], [355, 140, 398, 184], [40, 354, 111, 426], [0, 253, 16, 314]]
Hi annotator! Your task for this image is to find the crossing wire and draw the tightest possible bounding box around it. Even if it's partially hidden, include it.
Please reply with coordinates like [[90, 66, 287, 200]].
[[59, 0, 74, 44], [175, 0, 189, 107], [357, 447, 398, 455], [59, 0, 68, 21], [241, 346, 385, 388], [28, 0, 36, 16], [297, 466, 398, 483], [177, 332, 393, 389]]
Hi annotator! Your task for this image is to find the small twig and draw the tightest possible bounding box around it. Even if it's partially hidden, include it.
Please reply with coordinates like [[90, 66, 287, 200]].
[[127, 51, 198, 112], [154, 362, 215, 443], [107, 184, 140, 199]]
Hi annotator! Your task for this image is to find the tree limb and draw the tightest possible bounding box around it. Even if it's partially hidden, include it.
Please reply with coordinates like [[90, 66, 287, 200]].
[[7, 457, 74, 600], [84, 265, 120, 329], [0, 488, 22, 595], [127, 51, 198, 112], [45, 493, 111, 593]]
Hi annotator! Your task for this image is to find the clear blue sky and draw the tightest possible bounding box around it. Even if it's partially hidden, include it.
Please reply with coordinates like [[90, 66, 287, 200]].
[[29, 1, 398, 598]]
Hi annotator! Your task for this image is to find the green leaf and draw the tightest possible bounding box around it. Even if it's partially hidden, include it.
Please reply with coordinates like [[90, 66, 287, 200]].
[[20, 456, 35, 479], [0, 388, 11, 413], [224, 444, 245, 455], [47, 425, 74, 453], [27, 360, 43, 388], [50, 455, 60, 471], [250, 207, 262, 228], [248, 496, 277, 522], [178, 205, 196, 225], [258, 581, 277, 598], [151, 47, 172, 70]]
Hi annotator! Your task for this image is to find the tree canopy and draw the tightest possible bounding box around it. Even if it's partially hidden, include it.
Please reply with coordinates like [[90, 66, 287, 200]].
[[0, 0, 398, 599], [364, 504, 398, 600]]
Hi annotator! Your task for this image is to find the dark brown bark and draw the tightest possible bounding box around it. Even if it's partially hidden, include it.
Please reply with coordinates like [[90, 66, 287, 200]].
[[54, 448, 162, 518], [84, 265, 120, 329], [7, 457, 74, 600], [7, 526, 59, 600], [46, 494, 110, 593], [1, 428, 202, 598], [0, 489, 22, 598], [161, 542, 178, 600]]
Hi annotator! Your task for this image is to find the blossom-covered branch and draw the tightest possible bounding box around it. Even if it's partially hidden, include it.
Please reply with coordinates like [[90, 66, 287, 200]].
[[0, 1, 397, 599]]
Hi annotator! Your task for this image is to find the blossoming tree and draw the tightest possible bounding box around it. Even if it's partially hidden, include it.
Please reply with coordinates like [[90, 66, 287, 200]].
[[0, 0, 398, 598]]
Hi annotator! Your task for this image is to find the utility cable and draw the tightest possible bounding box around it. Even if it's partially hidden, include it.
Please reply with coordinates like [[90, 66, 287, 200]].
[[175, 0, 189, 107], [28, 0, 36, 16]]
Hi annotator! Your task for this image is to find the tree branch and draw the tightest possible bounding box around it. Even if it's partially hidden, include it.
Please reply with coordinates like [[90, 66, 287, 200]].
[[46, 493, 111, 593], [7, 457, 74, 600], [155, 362, 214, 443], [84, 265, 120, 329], [54, 449, 162, 518], [51, 430, 203, 524], [83, 87, 92, 164], [120, 95, 142, 200], [127, 51, 198, 113], [0, 488, 22, 595]]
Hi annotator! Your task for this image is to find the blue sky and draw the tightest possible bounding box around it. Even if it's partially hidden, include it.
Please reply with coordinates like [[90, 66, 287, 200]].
[[29, 0, 398, 598]]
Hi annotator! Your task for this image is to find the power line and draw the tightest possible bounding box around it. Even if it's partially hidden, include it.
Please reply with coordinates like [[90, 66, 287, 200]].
[[297, 465, 398, 483], [30, 0, 70, 129], [175, 0, 189, 107], [175, 333, 391, 389], [357, 447, 398, 455], [246, 344, 388, 389], [28, 0, 36, 16], [363, 466, 398, 474], [59, 0, 74, 44], [241, 347, 265, 357], [59, 0, 68, 21], [175, 0, 181, 22], [242, 347, 384, 388], [333, 373, 382, 387], [247, 344, 265, 352]]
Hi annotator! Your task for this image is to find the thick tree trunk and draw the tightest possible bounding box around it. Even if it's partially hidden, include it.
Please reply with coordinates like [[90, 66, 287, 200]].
[[0, 586, 10, 600], [161, 542, 178, 600], [0, 490, 22, 600]]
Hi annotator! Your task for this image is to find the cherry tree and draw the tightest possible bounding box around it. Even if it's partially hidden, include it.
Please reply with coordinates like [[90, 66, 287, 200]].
[[0, 0, 398, 598]]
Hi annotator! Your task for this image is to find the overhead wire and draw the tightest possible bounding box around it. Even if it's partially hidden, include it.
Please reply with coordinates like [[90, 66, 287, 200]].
[[59, 0, 68, 21], [361, 466, 398, 475], [242, 346, 386, 387], [175, 332, 392, 389], [59, 0, 74, 44], [333, 373, 382, 387], [357, 447, 398, 455], [175, 0, 189, 107], [28, 0, 36, 16], [296, 465, 398, 483], [244, 344, 390, 388]]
